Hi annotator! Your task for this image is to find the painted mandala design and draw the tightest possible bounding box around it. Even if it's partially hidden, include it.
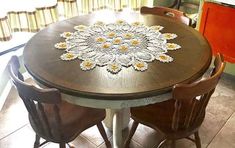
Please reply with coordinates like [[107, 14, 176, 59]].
[[55, 20, 181, 74]]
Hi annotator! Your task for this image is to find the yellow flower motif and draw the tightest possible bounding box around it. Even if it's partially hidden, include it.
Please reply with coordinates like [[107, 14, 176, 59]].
[[107, 32, 116, 38], [156, 54, 173, 63], [60, 43, 67, 48], [165, 34, 172, 39], [136, 62, 145, 68], [107, 63, 121, 73], [55, 42, 67, 49], [80, 60, 96, 70], [74, 25, 87, 31], [167, 43, 176, 48], [159, 55, 167, 60], [66, 53, 75, 59], [116, 20, 125, 24], [123, 33, 132, 39], [113, 38, 122, 44], [119, 45, 128, 52], [94, 21, 105, 26], [132, 22, 142, 26], [60, 53, 78, 61], [84, 61, 93, 68], [111, 64, 119, 71], [64, 32, 72, 37], [130, 39, 140, 46], [150, 25, 164, 31], [166, 43, 181, 50], [163, 33, 177, 40], [133, 61, 147, 71], [102, 43, 111, 49], [96, 37, 106, 43]]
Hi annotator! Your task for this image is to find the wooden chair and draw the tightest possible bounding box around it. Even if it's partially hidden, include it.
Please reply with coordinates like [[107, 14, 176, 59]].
[[169, 0, 200, 28], [125, 54, 225, 148], [140, 6, 191, 26], [8, 56, 111, 148], [169, 0, 200, 11]]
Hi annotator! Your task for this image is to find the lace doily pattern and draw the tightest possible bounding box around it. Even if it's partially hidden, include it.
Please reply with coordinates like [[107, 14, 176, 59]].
[[55, 20, 181, 73]]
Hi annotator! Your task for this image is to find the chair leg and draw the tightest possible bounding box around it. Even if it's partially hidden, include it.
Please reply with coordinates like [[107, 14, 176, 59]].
[[124, 121, 139, 148], [67, 143, 75, 148], [59, 143, 66, 148], [34, 134, 40, 148], [194, 131, 201, 148], [156, 139, 167, 148], [97, 122, 111, 148], [171, 140, 176, 148]]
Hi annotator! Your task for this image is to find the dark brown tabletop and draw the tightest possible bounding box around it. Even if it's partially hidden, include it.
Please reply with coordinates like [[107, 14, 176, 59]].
[[23, 11, 212, 100]]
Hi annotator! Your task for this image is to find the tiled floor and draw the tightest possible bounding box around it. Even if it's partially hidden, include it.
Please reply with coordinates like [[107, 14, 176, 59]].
[[0, 73, 235, 148]]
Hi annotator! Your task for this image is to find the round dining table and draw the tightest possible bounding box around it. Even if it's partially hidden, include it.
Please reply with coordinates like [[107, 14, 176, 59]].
[[23, 10, 212, 148]]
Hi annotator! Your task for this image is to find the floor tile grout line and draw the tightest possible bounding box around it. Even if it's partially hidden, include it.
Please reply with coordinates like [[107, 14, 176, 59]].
[[97, 136, 113, 148], [206, 111, 235, 148], [132, 138, 146, 148], [80, 134, 101, 147], [132, 139, 145, 148], [149, 111, 235, 148], [0, 123, 29, 140]]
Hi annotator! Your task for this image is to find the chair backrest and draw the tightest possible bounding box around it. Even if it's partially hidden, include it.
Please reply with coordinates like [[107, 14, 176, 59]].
[[168, 0, 181, 9], [171, 54, 225, 131], [169, 0, 200, 11], [140, 6, 191, 26], [8, 56, 63, 139]]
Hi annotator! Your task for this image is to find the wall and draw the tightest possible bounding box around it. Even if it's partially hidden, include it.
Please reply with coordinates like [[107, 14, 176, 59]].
[[0, 48, 25, 111]]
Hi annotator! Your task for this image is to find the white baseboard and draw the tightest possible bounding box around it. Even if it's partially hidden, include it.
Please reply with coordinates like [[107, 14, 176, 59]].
[[0, 72, 31, 111], [0, 81, 12, 111]]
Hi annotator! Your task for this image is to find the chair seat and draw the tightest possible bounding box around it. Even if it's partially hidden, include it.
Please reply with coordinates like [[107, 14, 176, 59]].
[[131, 99, 205, 139], [30, 100, 106, 142], [131, 99, 175, 134]]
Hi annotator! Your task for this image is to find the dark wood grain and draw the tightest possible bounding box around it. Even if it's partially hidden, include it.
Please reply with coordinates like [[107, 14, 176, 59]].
[[23, 11, 212, 100]]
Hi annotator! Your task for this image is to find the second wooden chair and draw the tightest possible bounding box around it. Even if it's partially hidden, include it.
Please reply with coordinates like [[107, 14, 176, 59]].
[[125, 54, 225, 148], [8, 56, 111, 148], [140, 6, 192, 26]]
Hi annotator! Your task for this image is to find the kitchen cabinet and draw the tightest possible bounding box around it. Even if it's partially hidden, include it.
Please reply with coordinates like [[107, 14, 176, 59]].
[[199, 2, 235, 63]]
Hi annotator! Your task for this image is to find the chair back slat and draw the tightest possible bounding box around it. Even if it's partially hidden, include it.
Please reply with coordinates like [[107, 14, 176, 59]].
[[21, 97, 45, 133], [140, 6, 191, 26], [8, 56, 63, 140], [53, 105, 63, 139], [192, 92, 211, 124], [171, 54, 225, 131], [38, 103, 53, 137], [184, 98, 197, 128]]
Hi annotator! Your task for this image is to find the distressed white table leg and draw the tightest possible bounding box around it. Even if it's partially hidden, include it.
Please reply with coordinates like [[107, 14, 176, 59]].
[[113, 109, 123, 148], [104, 108, 130, 130]]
